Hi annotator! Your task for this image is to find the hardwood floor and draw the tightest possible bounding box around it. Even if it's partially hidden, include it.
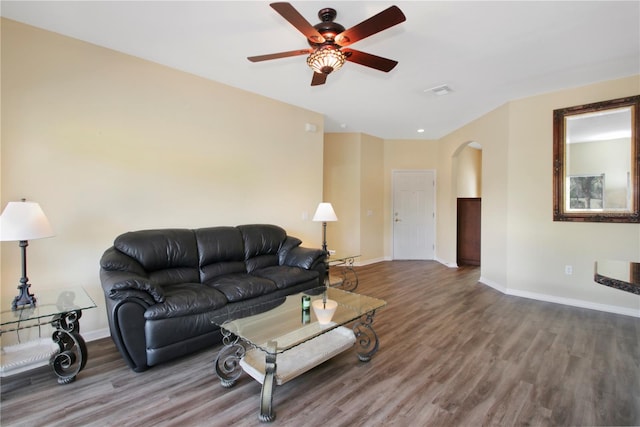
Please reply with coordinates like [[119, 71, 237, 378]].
[[1, 261, 639, 426]]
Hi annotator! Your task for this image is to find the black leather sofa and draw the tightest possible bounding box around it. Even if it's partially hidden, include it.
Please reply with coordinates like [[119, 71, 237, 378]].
[[99, 224, 326, 372]]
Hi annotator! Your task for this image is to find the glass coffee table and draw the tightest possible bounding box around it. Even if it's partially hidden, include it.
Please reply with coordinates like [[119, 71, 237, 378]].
[[211, 286, 386, 423]]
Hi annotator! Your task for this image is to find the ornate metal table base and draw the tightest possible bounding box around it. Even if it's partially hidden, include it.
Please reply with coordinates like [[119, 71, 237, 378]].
[[49, 310, 89, 384], [352, 310, 380, 362], [214, 312, 380, 423], [259, 342, 277, 423], [214, 330, 245, 388], [328, 256, 359, 291]]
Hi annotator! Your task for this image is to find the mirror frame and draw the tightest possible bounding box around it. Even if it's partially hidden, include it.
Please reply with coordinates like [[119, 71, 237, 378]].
[[553, 95, 640, 223]]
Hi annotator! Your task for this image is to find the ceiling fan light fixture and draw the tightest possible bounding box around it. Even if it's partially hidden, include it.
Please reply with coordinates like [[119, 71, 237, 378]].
[[307, 47, 346, 75]]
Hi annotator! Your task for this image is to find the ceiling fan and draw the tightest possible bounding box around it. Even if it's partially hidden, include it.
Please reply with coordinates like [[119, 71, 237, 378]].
[[248, 2, 406, 86]]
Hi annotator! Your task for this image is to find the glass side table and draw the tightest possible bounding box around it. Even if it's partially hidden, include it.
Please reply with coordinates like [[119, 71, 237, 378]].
[[594, 260, 640, 295], [0, 287, 96, 384], [326, 254, 360, 291]]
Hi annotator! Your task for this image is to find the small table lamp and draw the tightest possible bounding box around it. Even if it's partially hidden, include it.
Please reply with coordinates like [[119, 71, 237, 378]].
[[0, 199, 55, 309], [312, 202, 338, 254]]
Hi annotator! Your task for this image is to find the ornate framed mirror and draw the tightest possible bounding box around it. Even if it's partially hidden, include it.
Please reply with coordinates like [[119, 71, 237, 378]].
[[553, 95, 640, 223]]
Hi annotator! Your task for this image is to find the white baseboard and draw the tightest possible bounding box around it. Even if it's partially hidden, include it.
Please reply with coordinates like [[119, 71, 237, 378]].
[[436, 257, 458, 268], [356, 257, 386, 266], [479, 277, 639, 318], [364, 257, 453, 266], [83, 327, 111, 342], [479, 276, 507, 293]]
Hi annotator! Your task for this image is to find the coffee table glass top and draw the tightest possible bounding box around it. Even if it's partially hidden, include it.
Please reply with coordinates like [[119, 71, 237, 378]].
[[0, 287, 96, 332], [210, 287, 385, 354]]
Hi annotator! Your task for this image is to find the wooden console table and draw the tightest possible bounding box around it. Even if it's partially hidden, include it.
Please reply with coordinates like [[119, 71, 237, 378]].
[[594, 261, 640, 295]]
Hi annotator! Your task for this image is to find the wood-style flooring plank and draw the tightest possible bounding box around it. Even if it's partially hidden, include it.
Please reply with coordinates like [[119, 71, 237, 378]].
[[1, 261, 638, 426]]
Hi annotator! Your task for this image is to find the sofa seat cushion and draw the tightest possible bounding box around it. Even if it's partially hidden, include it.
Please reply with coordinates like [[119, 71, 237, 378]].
[[208, 274, 278, 302], [144, 283, 227, 320], [252, 266, 319, 290]]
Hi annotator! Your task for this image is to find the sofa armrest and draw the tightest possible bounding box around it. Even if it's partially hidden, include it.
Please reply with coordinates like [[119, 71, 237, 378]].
[[108, 288, 157, 306], [101, 269, 165, 303], [103, 293, 151, 372], [283, 246, 326, 270]]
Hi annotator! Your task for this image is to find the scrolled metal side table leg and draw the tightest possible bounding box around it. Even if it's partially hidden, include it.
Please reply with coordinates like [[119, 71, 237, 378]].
[[214, 329, 245, 388], [341, 257, 359, 291], [49, 310, 88, 384], [352, 310, 380, 362], [259, 348, 277, 423]]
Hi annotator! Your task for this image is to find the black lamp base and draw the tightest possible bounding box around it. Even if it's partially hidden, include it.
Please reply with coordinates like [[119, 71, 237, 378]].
[[11, 239, 37, 310], [12, 283, 37, 310]]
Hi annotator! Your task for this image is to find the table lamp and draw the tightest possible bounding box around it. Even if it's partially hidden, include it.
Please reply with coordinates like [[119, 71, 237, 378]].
[[312, 202, 337, 254], [0, 199, 55, 309]]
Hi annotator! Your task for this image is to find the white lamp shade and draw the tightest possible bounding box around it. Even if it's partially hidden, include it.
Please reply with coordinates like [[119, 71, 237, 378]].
[[312, 202, 338, 222], [0, 201, 55, 241]]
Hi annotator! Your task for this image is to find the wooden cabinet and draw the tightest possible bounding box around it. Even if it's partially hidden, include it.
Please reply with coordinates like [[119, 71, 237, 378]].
[[457, 198, 481, 266]]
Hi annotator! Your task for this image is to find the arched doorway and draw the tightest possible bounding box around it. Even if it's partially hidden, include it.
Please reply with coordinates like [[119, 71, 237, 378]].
[[453, 141, 482, 266]]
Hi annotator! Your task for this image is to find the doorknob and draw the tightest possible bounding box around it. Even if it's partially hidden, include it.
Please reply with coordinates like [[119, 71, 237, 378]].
[[395, 218, 401, 222]]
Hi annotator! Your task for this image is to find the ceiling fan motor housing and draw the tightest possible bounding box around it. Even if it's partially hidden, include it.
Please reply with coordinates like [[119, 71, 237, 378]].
[[310, 8, 345, 48]]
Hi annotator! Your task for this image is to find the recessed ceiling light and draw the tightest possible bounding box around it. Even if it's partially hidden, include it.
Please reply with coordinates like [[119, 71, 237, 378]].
[[417, 129, 425, 133], [425, 84, 453, 96]]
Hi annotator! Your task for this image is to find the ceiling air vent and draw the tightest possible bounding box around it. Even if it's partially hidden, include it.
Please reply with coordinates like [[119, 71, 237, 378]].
[[426, 84, 453, 96]]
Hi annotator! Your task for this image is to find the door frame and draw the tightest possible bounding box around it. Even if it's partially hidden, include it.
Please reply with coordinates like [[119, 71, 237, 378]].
[[391, 169, 437, 260]]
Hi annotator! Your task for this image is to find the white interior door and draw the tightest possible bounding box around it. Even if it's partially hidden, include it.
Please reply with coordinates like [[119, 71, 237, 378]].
[[392, 170, 435, 260]]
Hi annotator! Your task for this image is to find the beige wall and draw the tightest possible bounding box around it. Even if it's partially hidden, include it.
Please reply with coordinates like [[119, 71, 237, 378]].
[[502, 77, 639, 314], [323, 133, 360, 256], [323, 133, 385, 262], [437, 76, 640, 315], [438, 104, 511, 277], [359, 134, 384, 262], [2, 18, 638, 352], [1, 19, 324, 339], [331, 76, 639, 316], [456, 145, 482, 198]]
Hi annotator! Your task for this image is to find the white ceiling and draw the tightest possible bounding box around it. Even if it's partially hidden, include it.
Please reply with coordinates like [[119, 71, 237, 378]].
[[2, 1, 639, 140]]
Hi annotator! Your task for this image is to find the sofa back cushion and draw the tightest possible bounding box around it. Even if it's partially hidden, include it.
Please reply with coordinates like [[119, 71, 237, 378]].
[[114, 229, 200, 286], [238, 224, 286, 273], [195, 227, 247, 283]]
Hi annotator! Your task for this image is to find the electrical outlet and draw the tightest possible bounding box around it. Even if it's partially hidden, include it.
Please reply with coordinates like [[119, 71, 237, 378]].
[[565, 265, 573, 275]]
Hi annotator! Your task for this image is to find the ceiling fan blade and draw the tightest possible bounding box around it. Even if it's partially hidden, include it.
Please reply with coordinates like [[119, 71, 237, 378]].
[[335, 5, 406, 47], [248, 49, 311, 62], [270, 2, 325, 44], [311, 72, 328, 86], [343, 48, 398, 72]]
